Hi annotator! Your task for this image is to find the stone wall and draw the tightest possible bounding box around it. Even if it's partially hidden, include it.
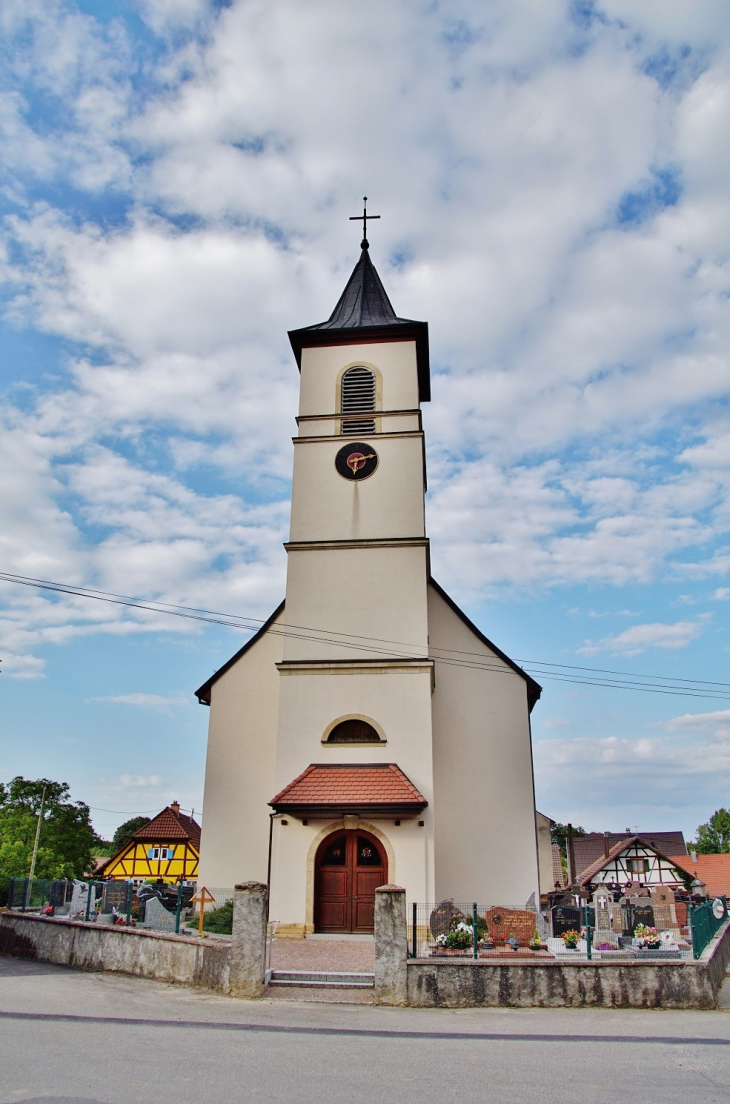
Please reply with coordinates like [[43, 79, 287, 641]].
[[0, 912, 231, 991], [405, 920, 730, 1009]]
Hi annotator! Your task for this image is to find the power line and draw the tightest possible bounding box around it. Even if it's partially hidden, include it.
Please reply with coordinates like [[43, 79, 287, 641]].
[[1, 570, 729, 701]]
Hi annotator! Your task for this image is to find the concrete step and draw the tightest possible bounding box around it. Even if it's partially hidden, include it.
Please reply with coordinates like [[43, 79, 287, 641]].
[[268, 970, 374, 989]]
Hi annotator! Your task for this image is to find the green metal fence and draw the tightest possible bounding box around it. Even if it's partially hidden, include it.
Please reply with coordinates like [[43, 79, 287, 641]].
[[690, 896, 728, 959]]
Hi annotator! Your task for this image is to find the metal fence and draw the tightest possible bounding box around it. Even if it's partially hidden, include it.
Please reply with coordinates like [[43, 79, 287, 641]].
[[690, 896, 728, 959], [409, 902, 548, 958], [6, 877, 228, 935]]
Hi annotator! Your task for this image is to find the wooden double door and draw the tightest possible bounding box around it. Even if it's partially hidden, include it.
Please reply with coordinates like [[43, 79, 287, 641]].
[[314, 829, 387, 933]]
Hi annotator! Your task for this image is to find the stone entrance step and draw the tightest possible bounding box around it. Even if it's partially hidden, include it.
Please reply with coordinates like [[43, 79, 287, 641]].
[[268, 970, 374, 990]]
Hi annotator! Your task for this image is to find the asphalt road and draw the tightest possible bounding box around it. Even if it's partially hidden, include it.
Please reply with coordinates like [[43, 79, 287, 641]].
[[1, 955, 730, 1104]]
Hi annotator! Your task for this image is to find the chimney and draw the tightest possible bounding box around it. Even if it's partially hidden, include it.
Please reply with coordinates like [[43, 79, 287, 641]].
[[691, 849, 698, 864], [170, 801, 180, 815], [603, 832, 610, 858]]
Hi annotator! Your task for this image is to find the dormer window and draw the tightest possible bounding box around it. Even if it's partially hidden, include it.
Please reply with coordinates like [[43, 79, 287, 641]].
[[341, 366, 376, 434]]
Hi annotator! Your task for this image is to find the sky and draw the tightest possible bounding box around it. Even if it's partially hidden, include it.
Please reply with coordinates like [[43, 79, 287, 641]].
[[1, 0, 729, 845]]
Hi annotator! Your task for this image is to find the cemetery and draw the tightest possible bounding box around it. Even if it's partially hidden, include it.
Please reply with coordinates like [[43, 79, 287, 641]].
[[1, 875, 729, 1008]]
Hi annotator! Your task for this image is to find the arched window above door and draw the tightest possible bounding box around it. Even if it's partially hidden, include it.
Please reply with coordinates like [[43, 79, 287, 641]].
[[325, 718, 384, 744], [340, 365, 376, 434]]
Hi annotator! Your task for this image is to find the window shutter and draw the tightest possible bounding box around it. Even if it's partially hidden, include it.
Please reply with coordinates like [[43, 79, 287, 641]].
[[341, 366, 376, 434]]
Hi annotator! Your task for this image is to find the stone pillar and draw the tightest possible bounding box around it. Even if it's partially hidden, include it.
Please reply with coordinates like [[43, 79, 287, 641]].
[[374, 884, 408, 1006], [228, 881, 268, 999]]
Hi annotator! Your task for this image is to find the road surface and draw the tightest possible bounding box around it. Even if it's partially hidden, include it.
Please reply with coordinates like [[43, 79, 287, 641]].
[[1, 954, 729, 1104]]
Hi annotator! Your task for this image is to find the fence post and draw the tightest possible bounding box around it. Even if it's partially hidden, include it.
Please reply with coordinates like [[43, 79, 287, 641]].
[[125, 882, 133, 925], [374, 885, 408, 1006], [229, 881, 268, 999], [585, 902, 592, 961], [412, 902, 417, 959], [85, 882, 93, 922], [175, 883, 183, 934], [472, 903, 479, 960]]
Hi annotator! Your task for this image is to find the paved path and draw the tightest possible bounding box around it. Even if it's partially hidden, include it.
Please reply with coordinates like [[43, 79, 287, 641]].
[[1, 955, 730, 1104], [270, 935, 375, 973]]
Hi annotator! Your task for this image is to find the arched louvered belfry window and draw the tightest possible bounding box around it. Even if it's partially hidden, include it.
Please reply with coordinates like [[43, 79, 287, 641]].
[[341, 366, 376, 435], [326, 719, 383, 743]]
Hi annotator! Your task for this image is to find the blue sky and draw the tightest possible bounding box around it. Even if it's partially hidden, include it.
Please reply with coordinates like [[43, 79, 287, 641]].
[[1, 0, 729, 843]]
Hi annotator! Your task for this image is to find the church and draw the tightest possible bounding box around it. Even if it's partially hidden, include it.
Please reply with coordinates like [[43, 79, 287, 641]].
[[195, 217, 543, 936]]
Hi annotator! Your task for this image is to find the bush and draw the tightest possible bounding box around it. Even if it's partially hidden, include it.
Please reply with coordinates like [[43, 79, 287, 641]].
[[188, 898, 233, 934]]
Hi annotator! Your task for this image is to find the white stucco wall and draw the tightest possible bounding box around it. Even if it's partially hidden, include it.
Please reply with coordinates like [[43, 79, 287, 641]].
[[196, 609, 284, 890], [289, 434, 426, 542], [536, 811, 555, 896], [298, 340, 420, 417], [428, 583, 540, 907], [282, 544, 429, 661]]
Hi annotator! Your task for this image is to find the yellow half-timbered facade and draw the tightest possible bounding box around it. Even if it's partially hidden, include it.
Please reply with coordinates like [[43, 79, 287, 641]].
[[99, 802, 200, 885]]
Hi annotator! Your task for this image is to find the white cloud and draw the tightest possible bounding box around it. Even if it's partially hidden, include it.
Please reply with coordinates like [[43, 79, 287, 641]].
[[90, 693, 189, 709], [714, 588, 730, 600], [0, 0, 729, 672], [578, 618, 708, 656]]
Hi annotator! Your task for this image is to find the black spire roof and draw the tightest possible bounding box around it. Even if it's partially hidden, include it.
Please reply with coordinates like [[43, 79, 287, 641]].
[[308, 245, 417, 330], [288, 245, 430, 401]]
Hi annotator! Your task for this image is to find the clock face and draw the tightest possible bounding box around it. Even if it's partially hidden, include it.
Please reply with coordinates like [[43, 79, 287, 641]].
[[335, 442, 379, 481]]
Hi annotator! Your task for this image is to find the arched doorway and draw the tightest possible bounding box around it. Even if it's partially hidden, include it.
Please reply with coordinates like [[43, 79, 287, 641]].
[[314, 829, 387, 933]]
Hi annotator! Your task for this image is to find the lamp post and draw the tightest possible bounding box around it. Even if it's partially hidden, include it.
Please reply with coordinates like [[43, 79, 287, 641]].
[[25, 784, 47, 908]]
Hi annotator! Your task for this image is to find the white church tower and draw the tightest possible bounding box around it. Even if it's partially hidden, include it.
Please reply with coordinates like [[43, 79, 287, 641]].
[[196, 214, 542, 934]]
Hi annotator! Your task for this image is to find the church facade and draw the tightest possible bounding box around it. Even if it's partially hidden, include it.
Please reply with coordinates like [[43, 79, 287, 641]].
[[195, 238, 542, 935]]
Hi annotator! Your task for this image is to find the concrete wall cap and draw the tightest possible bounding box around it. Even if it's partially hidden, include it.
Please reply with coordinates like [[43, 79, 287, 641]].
[[234, 881, 268, 892], [376, 884, 406, 893]]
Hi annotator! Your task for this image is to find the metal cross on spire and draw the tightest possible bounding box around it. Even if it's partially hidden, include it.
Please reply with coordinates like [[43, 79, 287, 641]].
[[349, 196, 380, 249]]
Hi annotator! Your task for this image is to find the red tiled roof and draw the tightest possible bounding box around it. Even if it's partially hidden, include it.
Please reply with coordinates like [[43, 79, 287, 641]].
[[576, 836, 685, 887], [574, 831, 686, 876], [132, 807, 201, 848], [670, 853, 730, 898], [270, 764, 427, 815]]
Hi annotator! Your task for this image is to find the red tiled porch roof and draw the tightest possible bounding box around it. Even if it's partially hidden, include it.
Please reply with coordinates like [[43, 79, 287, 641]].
[[269, 763, 428, 817]]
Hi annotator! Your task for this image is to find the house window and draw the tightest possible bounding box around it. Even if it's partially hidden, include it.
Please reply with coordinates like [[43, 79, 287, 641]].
[[326, 719, 383, 743], [341, 366, 376, 434], [628, 857, 650, 875], [148, 847, 175, 860]]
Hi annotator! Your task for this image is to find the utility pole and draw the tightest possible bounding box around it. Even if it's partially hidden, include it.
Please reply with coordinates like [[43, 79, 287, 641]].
[[28, 784, 47, 885]]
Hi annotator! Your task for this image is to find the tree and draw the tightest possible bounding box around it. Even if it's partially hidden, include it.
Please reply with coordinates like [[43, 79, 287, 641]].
[[549, 821, 586, 855], [693, 809, 730, 854], [111, 816, 150, 854], [0, 777, 99, 902]]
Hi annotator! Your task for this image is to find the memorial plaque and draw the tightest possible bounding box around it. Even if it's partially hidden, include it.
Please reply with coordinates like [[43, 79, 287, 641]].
[[102, 882, 130, 914], [632, 903, 654, 929], [551, 905, 581, 938]]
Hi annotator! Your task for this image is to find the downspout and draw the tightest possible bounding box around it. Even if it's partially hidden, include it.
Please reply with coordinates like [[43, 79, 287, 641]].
[[266, 812, 280, 921]]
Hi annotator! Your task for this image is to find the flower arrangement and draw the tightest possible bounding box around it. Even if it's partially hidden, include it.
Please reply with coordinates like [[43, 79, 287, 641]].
[[435, 921, 474, 950], [529, 931, 542, 951], [634, 924, 661, 948], [561, 929, 580, 949]]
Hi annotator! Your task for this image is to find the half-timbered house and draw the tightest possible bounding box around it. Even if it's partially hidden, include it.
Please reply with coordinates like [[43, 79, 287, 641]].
[[98, 803, 200, 885], [576, 836, 689, 893]]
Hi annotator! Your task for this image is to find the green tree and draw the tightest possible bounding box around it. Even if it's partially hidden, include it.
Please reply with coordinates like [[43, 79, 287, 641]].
[[549, 821, 586, 856], [693, 809, 730, 854], [111, 816, 150, 854], [0, 777, 99, 902]]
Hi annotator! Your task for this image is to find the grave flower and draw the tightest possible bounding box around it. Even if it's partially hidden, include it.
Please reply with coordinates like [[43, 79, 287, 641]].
[[561, 929, 580, 949]]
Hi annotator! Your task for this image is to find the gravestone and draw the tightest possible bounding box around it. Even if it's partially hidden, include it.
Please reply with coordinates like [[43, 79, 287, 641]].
[[484, 906, 540, 946], [592, 887, 617, 946], [429, 900, 467, 941], [68, 880, 93, 920], [551, 904, 582, 938], [142, 896, 176, 932], [632, 902, 655, 931], [650, 886, 677, 931], [102, 882, 130, 915], [49, 879, 69, 909]]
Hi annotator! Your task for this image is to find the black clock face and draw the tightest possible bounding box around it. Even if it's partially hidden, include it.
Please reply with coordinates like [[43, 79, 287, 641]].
[[335, 442, 379, 481]]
